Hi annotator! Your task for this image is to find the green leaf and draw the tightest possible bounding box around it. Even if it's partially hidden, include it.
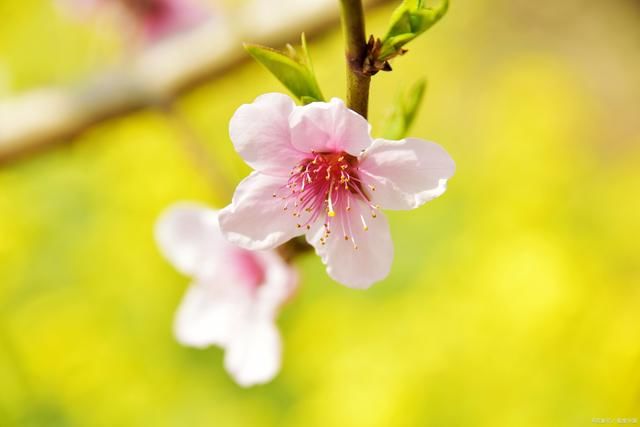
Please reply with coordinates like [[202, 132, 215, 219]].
[[379, 0, 448, 60], [383, 79, 427, 140], [244, 34, 325, 104]]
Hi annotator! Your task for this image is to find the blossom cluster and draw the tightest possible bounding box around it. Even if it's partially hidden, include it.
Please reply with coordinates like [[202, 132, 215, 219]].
[[56, 0, 455, 389], [156, 93, 454, 386]]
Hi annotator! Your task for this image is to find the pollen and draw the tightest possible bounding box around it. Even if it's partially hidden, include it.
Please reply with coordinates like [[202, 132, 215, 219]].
[[275, 150, 380, 250]]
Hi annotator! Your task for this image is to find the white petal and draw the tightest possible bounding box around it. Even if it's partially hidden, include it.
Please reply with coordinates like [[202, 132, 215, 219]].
[[253, 251, 298, 316], [224, 320, 282, 387], [229, 93, 303, 176], [289, 98, 372, 156], [173, 281, 250, 348], [358, 138, 456, 210], [219, 172, 303, 250], [155, 203, 226, 277], [306, 200, 393, 289]]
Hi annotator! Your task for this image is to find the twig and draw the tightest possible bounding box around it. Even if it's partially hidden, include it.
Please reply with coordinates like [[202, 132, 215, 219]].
[[339, 0, 371, 118], [156, 100, 234, 201]]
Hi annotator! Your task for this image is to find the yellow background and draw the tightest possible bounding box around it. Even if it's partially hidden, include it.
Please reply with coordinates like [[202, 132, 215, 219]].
[[1, 0, 639, 425]]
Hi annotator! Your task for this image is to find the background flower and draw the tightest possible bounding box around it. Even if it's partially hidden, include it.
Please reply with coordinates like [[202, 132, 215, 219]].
[[57, 0, 211, 45], [155, 203, 297, 387]]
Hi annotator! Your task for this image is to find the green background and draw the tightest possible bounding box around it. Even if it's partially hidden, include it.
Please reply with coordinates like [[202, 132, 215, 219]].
[[1, 0, 640, 425]]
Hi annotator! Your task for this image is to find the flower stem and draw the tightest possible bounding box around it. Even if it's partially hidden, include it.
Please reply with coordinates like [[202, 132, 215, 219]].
[[339, 0, 371, 118]]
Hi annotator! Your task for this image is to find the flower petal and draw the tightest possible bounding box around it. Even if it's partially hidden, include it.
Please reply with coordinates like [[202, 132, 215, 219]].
[[229, 93, 303, 176], [173, 281, 250, 348], [155, 203, 226, 277], [306, 200, 393, 289], [253, 251, 298, 316], [142, 0, 209, 43], [219, 172, 302, 250], [224, 320, 282, 387], [289, 98, 372, 156], [358, 138, 456, 210]]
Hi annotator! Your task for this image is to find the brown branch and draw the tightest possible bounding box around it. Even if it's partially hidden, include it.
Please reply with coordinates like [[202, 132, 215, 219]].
[[339, 0, 371, 118], [0, 0, 389, 164]]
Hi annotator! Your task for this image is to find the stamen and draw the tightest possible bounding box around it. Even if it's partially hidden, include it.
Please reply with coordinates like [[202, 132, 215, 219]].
[[360, 215, 368, 231], [276, 151, 372, 237], [327, 184, 336, 217]]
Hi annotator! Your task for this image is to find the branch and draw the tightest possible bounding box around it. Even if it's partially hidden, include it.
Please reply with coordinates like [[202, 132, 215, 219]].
[[0, 0, 388, 164], [339, 0, 371, 118]]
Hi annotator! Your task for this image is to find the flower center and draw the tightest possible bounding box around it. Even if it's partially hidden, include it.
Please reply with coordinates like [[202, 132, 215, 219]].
[[230, 249, 265, 290], [273, 151, 379, 249]]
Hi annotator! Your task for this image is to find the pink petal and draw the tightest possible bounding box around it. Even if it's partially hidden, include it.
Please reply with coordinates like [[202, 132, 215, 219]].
[[253, 251, 298, 316], [289, 98, 372, 156], [155, 203, 226, 278], [224, 320, 282, 387], [173, 281, 250, 348], [306, 200, 393, 289], [219, 172, 302, 250], [229, 93, 303, 176], [358, 138, 455, 210], [142, 0, 209, 43]]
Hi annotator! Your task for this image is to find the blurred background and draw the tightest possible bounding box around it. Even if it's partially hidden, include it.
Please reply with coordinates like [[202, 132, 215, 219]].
[[1, 0, 640, 425]]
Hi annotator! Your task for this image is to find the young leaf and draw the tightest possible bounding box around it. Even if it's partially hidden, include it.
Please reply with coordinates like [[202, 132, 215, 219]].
[[383, 79, 427, 140], [244, 35, 325, 104], [378, 0, 449, 61]]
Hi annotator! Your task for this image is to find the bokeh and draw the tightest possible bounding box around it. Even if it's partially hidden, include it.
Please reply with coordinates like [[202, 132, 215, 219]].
[[1, 0, 640, 426]]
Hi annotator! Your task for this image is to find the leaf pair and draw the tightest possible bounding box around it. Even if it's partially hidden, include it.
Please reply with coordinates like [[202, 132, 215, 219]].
[[378, 0, 449, 62], [244, 34, 324, 105]]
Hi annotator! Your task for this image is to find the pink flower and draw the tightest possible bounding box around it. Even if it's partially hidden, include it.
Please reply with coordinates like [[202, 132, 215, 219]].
[[126, 0, 209, 44], [155, 203, 297, 387], [219, 93, 455, 289], [58, 0, 210, 44]]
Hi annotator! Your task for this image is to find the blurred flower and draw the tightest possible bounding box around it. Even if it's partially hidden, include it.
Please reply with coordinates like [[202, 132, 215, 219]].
[[155, 203, 297, 387], [58, 0, 211, 45], [219, 93, 455, 289], [121, 0, 209, 43]]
